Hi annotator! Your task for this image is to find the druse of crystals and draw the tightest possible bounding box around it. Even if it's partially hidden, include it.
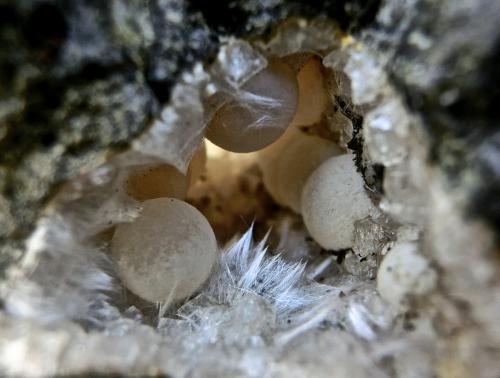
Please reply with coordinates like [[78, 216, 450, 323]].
[[343, 216, 397, 280], [111, 198, 217, 302], [343, 252, 379, 280], [363, 99, 410, 167], [132, 64, 209, 173], [301, 154, 378, 250], [2, 2, 499, 376], [352, 216, 396, 259], [213, 40, 268, 88], [257, 19, 341, 57], [323, 48, 387, 106], [380, 146, 429, 225]]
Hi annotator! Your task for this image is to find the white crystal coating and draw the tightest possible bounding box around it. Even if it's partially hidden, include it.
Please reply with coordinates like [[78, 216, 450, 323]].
[[216, 39, 268, 88], [377, 242, 437, 307], [301, 154, 376, 250], [111, 198, 217, 302], [363, 99, 410, 166], [131, 64, 209, 173], [324, 48, 381, 105]]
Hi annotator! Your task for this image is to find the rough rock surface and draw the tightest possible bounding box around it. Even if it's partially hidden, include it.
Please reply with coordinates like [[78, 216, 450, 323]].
[[0, 0, 499, 376]]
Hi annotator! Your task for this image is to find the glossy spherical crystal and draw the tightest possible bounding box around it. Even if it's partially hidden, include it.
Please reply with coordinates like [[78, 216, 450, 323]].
[[111, 198, 218, 302], [206, 58, 299, 153]]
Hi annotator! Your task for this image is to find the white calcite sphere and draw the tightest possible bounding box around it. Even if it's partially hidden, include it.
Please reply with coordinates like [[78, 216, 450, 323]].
[[301, 154, 376, 250], [111, 198, 217, 302], [377, 242, 437, 307], [206, 58, 298, 153]]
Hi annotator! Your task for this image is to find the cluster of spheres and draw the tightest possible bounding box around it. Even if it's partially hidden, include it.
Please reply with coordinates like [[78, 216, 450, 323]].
[[111, 51, 375, 303]]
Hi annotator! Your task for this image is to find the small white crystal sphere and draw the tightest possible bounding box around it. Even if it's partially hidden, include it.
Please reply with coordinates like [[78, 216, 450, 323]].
[[377, 242, 437, 307], [111, 198, 218, 302], [301, 154, 376, 250]]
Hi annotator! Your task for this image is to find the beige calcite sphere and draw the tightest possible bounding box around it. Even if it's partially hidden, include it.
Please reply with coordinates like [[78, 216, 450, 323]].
[[111, 198, 218, 302], [301, 154, 377, 250], [125, 164, 189, 202], [258, 129, 342, 213], [206, 58, 299, 153], [188, 141, 207, 185], [257, 127, 299, 206], [377, 242, 437, 307], [290, 56, 330, 127]]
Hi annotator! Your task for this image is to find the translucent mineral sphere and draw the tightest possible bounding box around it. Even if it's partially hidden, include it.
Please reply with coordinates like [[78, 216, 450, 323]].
[[275, 134, 342, 213], [188, 141, 207, 185], [125, 164, 189, 202], [111, 198, 218, 302], [291, 56, 329, 127], [206, 58, 299, 153], [301, 154, 376, 250], [257, 127, 299, 206], [259, 130, 341, 213]]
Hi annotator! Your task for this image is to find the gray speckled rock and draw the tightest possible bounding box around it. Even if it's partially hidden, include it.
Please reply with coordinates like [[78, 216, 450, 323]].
[[0, 0, 215, 246], [365, 0, 500, 231]]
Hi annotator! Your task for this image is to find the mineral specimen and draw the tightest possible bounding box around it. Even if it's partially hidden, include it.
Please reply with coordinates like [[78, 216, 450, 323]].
[[259, 128, 342, 213], [206, 58, 298, 152], [0, 0, 499, 377], [111, 198, 217, 302], [377, 242, 437, 308], [301, 153, 378, 250], [125, 164, 189, 202]]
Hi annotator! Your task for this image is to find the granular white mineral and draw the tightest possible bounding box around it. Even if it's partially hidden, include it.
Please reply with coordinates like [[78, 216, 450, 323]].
[[377, 242, 437, 307], [111, 198, 217, 302], [301, 153, 377, 250]]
